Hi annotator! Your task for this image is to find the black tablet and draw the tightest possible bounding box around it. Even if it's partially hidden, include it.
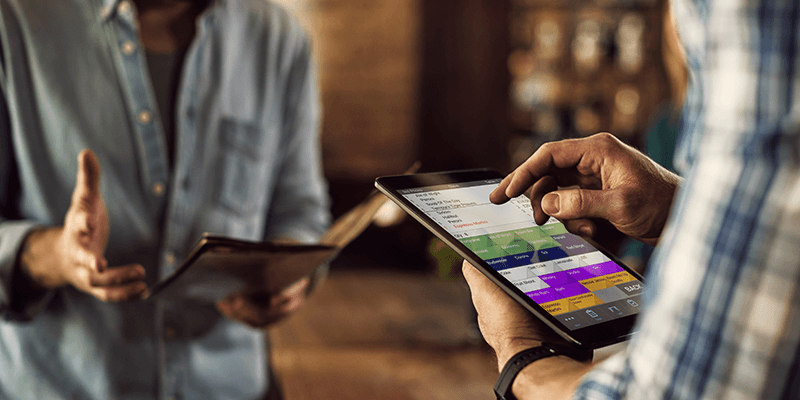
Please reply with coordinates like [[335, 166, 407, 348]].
[[375, 168, 644, 349]]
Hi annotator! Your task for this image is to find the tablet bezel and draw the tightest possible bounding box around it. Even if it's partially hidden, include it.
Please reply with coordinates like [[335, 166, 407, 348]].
[[375, 168, 643, 349]]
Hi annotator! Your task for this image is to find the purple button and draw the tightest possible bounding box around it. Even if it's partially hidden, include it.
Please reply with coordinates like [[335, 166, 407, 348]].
[[552, 282, 590, 298], [527, 287, 562, 304], [585, 261, 623, 277], [565, 268, 595, 281], [538, 270, 576, 286]]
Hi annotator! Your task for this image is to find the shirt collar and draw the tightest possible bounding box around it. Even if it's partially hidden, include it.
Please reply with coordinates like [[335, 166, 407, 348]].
[[96, 0, 223, 23]]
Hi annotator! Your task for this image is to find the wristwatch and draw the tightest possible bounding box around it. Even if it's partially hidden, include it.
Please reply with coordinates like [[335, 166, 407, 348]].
[[494, 342, 593, 400]]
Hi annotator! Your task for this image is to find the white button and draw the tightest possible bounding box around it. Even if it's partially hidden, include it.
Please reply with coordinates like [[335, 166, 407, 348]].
[[117, 1, 132, 15], [99, 6, 112, 19], [164, 251, 176, 265], [121, 40, 136, 55], [138, 110, 151, 124], [152, 182, 165, 196]]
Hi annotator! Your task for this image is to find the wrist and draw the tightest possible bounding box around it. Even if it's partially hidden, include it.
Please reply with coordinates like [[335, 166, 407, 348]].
[[510, 354, 592, 400], [495, 343, 593, 400], [495, 337, 543, 371], [20, 227, 68, 289]]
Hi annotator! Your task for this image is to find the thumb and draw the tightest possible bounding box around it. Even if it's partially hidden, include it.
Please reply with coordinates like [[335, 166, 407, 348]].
[[541, 188, 617, 222], [72, 149, 101, 205]]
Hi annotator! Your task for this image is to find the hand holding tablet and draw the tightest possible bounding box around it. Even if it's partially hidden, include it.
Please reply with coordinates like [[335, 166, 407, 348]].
[[376, 169, 644, 349]]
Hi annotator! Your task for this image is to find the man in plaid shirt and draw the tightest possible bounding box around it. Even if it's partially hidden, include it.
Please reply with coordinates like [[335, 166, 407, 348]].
[[465, 0, 800, 398]]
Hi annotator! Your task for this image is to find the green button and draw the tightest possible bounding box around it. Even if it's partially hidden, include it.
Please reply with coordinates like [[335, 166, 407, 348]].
[[515, 227, 548, 242], [487, 231, 516, 246], [472, 246, 506, 260], [460, 235, 493, 252], [541, 223, 568, 236], [498, 239, 531, 256], [530, 236, 561, 250]]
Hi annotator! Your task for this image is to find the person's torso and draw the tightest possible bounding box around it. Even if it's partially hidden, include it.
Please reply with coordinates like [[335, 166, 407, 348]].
[[0, 0, 314, 398]]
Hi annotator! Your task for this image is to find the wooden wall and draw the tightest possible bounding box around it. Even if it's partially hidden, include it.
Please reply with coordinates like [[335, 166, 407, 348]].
[[315, 0, 422, 182], [277, 0, 512, 182], [419, 0, 512, 173]]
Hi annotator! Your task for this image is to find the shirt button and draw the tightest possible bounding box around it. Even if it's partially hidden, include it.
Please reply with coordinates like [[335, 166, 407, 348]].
[[138, 110, 152, 124], [164, 251, 176, 265], [165, 327, 176, 339], [152, 182, 165, 196], [121, 40, 136, 55], [117, 0, 132, 15]]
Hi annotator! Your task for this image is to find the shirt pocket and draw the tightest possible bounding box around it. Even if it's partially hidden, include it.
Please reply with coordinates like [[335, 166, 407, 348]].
[[215, 118, 275, 216]]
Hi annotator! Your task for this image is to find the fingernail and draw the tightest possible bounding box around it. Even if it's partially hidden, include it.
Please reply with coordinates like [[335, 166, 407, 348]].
[[579, 225, 592, 236], [542, 193, 560, 214]]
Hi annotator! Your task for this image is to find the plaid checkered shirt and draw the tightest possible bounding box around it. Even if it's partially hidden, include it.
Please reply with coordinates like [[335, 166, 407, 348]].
[[574, 0, 800, 398]]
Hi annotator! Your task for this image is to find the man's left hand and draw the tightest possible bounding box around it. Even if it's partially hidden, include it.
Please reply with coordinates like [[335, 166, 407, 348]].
[[462, 260, 564, 369], [216, 275, 310, 329]]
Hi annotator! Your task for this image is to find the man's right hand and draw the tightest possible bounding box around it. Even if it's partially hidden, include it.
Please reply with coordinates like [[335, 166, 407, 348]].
[[20, 150, 147, 301], [491, 133, 682, 246]]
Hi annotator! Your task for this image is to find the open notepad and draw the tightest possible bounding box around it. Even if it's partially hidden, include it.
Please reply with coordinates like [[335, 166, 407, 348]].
[[147, 189, 393, 302]]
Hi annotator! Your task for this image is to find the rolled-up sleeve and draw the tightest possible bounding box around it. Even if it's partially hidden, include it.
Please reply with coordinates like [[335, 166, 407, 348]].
[[0, 86, 50, 321]]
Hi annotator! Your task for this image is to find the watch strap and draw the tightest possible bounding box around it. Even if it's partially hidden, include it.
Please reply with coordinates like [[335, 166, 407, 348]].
[[493, 343, 592, 400]]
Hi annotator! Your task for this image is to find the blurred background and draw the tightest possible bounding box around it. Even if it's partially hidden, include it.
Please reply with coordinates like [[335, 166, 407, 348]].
[[267, 0, 684, 398]]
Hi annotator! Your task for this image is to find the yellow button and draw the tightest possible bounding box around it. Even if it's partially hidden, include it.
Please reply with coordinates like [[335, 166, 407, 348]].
[[117, 1, 131, 15], [121, 41, 136, 55], [152, 182, 165, 196], [138, 110, 151, 124]]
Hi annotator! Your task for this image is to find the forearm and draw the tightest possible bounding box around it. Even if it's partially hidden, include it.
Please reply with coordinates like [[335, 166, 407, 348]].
[[0, 222, 57, 320], [9, 242, 51, 318]]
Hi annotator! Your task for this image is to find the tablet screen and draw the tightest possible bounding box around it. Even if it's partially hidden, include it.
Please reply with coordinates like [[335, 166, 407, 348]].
[[399, 178, 644, 331]]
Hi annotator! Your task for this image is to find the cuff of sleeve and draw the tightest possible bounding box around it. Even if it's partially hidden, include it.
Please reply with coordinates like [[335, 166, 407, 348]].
[[0, 221, 54, 321]]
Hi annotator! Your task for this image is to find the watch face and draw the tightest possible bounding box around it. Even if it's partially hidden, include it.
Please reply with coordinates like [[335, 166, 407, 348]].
[[376, 169, 643, 349]]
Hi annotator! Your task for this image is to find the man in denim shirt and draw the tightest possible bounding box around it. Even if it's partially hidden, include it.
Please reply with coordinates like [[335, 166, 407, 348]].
[[0, 0, 330, 399]]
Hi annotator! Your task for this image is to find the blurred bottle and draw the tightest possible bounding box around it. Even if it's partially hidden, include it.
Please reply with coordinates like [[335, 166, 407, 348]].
[[572, 19, 604, 75], [511, 73, 561, 111], [535, 19, 562, 62], [611, 84, 640, 138], [616, 13, 644, 74]]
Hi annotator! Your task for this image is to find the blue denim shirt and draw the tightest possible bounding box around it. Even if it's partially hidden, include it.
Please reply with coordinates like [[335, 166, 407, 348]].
[[0, 0, 330, 398]]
